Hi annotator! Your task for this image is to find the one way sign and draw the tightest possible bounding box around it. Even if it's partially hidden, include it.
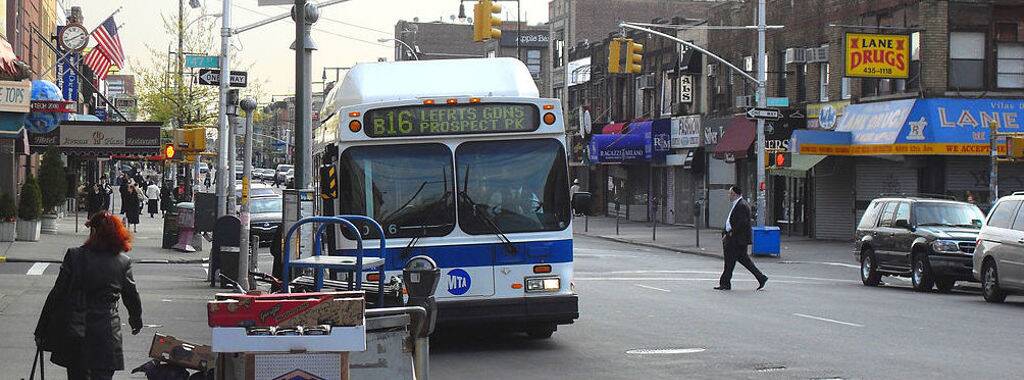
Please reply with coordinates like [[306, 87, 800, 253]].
[[745, 107, 781, 120], [196, 69, 248, 88]]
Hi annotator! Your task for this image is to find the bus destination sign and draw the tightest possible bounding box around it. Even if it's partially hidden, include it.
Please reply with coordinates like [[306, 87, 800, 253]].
[[364, 103, 539, 138]]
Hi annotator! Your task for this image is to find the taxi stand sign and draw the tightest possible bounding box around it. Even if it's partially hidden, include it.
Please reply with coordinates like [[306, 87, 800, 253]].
[[844, 32, 910, 79]]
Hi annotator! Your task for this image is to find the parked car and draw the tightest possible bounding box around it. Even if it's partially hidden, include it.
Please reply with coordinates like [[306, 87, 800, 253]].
[[973, 191, 1024, 303], [247, 195, 282, 246], [234, 182, 277, 200], [275, 164, 293, 185], [284, 169, 295, 188], [855, 195, 986, 292]]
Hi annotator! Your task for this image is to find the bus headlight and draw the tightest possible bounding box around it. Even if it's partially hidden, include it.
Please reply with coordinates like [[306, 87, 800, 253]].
[[525, 276, 561, 292]]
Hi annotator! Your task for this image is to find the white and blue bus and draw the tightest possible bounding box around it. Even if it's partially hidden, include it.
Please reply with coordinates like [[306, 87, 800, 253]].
[[313, 58, 577, 337]]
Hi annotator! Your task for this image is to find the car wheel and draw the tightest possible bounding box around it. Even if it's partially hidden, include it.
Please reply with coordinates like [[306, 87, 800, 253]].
[[860, 248, 882, 286], [911, 254, 934, 292], [935, 278, 955, 293], [982, 261, 1008, 303]]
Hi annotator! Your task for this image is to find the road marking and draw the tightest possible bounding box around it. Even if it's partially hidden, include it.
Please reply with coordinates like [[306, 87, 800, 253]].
[[634, 284, 671, 292], [26, 263, 49, 276], [577, 273, 860, 284], [626, 347, 705, 355], [777, 260, 860, 269], [793, 313, 863, 327]]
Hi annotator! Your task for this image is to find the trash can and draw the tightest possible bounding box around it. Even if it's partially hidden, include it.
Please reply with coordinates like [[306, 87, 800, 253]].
[[173, 202, 197, 252], [751, 226, 781, 257], [161, 205, 179, 249]]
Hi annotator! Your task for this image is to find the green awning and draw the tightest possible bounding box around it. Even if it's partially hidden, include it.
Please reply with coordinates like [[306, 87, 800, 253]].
[[769, 154, 827, 178], [0, 113, 26, 139]]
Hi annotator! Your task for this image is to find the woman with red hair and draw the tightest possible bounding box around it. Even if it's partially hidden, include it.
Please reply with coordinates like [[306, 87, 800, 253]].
[[34, 211, 143, 380]]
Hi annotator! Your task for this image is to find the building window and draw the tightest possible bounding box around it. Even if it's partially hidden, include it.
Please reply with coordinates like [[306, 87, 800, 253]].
[[554, 30, 565, 68], [996, 43, 1024, 89], [949, 31, 986, 89], [841, 77, 851, 99], [776, 50, 787, 97], [796, 64, 806, 102], [526, 49, 542, 79], [819, 63, 830, 102]]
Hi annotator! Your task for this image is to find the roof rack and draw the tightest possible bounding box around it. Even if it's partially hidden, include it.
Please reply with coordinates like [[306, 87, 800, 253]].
[[1013, 191, 1024, 196], [878, 193, 958, 201]]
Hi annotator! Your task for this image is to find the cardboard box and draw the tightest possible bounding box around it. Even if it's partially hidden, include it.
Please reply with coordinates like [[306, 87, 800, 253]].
[[148, 333, 214, 370], [208, 292, 365, 328]]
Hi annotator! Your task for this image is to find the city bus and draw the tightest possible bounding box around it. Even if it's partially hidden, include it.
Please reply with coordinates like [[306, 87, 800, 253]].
[[312, 57, 577, 338]]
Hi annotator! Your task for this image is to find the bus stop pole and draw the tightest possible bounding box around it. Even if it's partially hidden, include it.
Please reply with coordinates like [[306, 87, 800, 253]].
[[237, 98, 257, 291]]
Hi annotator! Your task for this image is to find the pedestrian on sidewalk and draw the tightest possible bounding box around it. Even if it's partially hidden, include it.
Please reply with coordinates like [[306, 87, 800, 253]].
[[86, 184, 104, 218], [124, 185, 143, 232], [34, 211, 143, 380], [145, 181, 161, 217], [118, 175, 129, 214], [715, 186, 768, 291]]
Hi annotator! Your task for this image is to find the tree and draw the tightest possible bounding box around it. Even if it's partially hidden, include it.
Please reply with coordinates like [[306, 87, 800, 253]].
[[18, 175, 42, 221], [38, 147, 67, 214], [132, 8, 266, 128], [0, 193, 16, 222]]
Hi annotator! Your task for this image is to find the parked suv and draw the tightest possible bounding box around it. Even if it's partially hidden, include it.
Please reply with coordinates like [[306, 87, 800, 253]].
[[973, 192, 1024, 303], [855, 196, 986, 292]]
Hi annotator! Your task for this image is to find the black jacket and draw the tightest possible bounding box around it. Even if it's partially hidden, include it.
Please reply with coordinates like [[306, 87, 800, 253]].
[[35, 247, 143, 371], [726, 199, 753, 246]]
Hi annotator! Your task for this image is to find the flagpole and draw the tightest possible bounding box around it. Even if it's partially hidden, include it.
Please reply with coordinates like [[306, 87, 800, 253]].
[[88, 7, 123, 33]]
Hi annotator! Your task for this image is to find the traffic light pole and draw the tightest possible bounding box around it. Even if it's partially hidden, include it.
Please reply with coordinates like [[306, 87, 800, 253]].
[[238, 98, 257, 291], [215, 0, 232, 219], [755, 0, 768, 226]]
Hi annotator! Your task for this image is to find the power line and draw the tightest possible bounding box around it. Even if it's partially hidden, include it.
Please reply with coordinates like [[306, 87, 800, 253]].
[[231, 3, 389, 47]]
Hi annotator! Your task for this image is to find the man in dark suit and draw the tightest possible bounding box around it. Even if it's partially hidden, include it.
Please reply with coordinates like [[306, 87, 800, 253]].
[[715, 186, 768, 290]]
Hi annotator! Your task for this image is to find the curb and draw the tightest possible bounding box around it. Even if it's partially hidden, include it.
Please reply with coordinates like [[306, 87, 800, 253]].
[[576, 232, 724, 260], [0, 256, 208, 264]]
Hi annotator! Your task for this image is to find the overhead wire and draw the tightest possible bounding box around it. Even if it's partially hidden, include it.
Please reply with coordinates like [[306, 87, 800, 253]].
[[231, 3, 389, 48]]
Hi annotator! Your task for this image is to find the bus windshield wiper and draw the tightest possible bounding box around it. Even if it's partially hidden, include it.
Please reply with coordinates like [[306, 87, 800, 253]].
[[401, 169, 453, 258], [458, 191, 516, 255]]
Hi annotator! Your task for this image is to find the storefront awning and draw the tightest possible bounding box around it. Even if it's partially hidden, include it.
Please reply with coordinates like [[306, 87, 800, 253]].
[[600, 122, 627, 134], [795, 98, 1023, 156], [769, 154, 827, 178], [713, 118, 755, 159], [0, 113, 27, 139], [29, 121, 162, 157]]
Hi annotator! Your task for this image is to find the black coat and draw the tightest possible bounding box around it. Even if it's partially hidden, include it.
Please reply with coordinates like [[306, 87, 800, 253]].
[[35, 247, 143, 371], [725, 199, 753, 246], [124, 190, 142, 224]]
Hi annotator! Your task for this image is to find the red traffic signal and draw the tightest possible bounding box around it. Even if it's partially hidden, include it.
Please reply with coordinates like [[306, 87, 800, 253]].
[[772, 152, 791, 168], [164, 144, 176, 159]]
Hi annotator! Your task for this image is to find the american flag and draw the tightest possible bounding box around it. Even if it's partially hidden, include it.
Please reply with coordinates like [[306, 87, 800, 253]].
[[84, 48, 112, 81], [91, 16, 124, 68]]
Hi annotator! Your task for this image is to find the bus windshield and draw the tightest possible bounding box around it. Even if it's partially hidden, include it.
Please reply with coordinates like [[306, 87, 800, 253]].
[[339, 143, 455, 238], [456, 139, 570, 235]]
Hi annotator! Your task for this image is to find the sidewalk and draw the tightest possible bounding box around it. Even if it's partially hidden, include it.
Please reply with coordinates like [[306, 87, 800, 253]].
[[572, 215, 856, 264], [0, 192, 209, 264]]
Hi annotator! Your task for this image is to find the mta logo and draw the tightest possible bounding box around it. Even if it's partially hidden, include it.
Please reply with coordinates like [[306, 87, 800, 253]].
[[446, 269, 472, 295]]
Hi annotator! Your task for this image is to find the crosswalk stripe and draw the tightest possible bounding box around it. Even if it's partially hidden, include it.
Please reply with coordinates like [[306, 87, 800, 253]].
[[26, 263, 49, 276]]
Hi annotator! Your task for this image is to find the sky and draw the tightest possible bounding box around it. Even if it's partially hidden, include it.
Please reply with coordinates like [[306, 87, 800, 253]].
[[61, 0, 551, 100]]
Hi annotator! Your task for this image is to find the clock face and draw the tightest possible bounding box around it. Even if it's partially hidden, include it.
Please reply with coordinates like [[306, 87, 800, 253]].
[[60, 25, 89, 52]]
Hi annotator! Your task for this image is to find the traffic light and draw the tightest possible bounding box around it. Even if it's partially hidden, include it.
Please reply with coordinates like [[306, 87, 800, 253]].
[[608, 37, 625, 74], [185, 127, 206, 152], [625, 39, 644, 74], [1009, 137, 1024, 159], [164, 144, 176, 160], [767, 151, 791, 168], [473, 0, 501, 42]]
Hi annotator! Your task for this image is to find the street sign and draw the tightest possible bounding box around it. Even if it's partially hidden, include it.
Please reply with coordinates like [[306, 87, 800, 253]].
[[185, 54, 220, 69], [746, 107, 782, 120], [766, 97, 789, 107], [196, 69, 248, 87]]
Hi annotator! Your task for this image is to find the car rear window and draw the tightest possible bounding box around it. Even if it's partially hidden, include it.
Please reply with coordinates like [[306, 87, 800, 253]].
[[987, 200, 1021, 229]]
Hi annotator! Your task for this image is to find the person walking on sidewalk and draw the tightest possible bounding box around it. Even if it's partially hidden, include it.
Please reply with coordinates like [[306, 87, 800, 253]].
[[715, 186, 768, 291], [123, 185, 143, 232], [34, 211, 143, 380], [145, 181, 160, 217]]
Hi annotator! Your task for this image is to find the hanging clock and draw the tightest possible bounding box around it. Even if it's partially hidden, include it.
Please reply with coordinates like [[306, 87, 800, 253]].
[[59, 24, 89, 52]]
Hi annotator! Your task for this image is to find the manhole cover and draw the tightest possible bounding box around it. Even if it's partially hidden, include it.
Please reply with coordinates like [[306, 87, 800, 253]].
[[626, 348, 706, 355]]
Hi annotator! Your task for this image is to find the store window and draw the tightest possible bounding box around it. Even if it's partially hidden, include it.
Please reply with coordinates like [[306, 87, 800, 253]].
[[996, 43, 1024, 89], [949, 32, 986, 89]]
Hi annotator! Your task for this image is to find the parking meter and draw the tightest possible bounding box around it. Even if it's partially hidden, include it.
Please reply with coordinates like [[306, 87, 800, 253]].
[[403, 256, 440, 337]]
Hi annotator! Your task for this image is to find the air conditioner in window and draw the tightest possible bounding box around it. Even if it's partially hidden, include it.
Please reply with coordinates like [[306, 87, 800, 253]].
[[638, 74, 656, 89], [735, 95, 753, 108], [804, 48, 817, 63], [808, 46, 829, 63], [784, 47, 806, 64], [706, 63, 718, 77]]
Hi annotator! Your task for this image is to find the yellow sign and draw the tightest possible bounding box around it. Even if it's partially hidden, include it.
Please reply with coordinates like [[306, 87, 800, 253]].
[[844, 33, 910, 79], [799, 143, 1007, 156]]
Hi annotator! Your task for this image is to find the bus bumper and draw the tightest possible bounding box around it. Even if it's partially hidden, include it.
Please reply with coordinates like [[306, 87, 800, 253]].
[[436, 294, 579, 326]]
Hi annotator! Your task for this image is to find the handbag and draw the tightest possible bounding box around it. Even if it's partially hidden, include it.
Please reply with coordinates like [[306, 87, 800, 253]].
[[28, 347, 45, 380], [35, 248, 87, 351]]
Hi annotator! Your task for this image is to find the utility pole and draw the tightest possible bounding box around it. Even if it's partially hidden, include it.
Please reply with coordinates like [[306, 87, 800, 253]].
[[216, 0, 232, 218], [990, 120, 999, 202], [755, 0, 768, 226], [293, 0, 319, 192], [238, 97, 257, 291]]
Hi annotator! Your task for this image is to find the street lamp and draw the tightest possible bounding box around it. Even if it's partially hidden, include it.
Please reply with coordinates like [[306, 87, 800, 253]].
[[378, 38, 419, 60]]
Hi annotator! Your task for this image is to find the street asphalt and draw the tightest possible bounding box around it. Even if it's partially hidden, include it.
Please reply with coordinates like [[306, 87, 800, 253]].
[[1, 209, 1022, 378]]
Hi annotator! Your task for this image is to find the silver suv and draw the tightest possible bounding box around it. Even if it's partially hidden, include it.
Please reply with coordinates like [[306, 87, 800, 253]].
[[973, 191, 1024, 303]]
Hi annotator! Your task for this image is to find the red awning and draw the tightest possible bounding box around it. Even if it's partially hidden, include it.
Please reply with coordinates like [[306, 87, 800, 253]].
[[713, 117, 756, 159], [600, 122, 627, 134]]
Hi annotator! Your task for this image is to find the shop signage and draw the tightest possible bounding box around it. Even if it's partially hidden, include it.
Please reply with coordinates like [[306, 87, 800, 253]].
[[678, 75, 693, 104], [567, 57, 591, 87], [670, 115, 701, 148], [0, 80, 31, 113], [588, 120, 670, 163], [844, 33, 910, 79], [499, 30, 550, 48], [29, 122, 162, 151], [61, 125, 125, 147], [30, 100, 75, 113]]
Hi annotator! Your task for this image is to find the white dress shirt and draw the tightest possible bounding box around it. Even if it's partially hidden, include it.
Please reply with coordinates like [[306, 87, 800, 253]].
[[725, 197, 741, 232]]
